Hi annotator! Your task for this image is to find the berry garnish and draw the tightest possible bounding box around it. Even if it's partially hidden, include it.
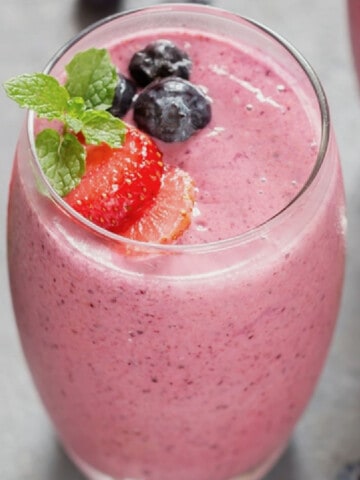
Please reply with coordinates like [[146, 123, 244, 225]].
[[133, 77, 211, 143], [4, 45, 198, 243], [65, 126, 164, 231], [129, 39, 192, 87], [120, 165, 195, 243], [336, 461, 360, 480], [107, 73, 137, 118]]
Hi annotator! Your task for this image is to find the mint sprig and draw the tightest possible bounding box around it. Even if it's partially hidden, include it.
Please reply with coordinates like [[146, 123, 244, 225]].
[[36, 129, 86, 197], [65, 48, 118, 110], [4, 48, 126, 197], [4, 73, 70, 120]]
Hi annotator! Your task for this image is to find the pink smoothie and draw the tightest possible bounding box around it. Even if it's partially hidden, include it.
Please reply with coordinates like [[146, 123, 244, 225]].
[[115, 31, 319, 244], [8, 8, 345, 480]]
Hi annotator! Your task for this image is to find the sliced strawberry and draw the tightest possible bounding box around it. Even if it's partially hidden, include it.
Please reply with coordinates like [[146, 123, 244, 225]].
[[118, 165, 195, 243], [65, 126, 164, 231]]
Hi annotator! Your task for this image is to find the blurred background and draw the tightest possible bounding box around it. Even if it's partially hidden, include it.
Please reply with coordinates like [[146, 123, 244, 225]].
[[1, 1, 359, 479]]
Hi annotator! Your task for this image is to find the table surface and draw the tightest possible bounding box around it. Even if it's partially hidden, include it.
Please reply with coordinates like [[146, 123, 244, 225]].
[[1, 1, 360, 479]]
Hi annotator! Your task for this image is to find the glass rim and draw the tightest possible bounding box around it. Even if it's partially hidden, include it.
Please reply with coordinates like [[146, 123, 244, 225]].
[[27, 2, 330, 255]]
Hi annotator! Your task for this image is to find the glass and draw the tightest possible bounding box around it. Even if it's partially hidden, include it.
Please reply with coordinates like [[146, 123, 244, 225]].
[[7, 4, 346, 480]]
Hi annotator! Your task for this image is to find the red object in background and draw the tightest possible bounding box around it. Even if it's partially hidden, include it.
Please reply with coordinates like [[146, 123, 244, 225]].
[[348, 0, 360, 81]]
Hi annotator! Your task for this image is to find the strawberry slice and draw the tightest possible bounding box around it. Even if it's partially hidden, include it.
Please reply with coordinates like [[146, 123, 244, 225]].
[[118, 165, 195, 243], [65, 126, 164, 231]]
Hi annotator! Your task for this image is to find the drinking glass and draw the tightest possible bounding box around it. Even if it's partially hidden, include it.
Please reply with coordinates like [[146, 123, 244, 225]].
[[7, 4, 346, 480]]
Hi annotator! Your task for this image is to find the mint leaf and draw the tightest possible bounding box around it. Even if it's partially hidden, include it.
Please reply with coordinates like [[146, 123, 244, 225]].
[[65, 97, 86, 133], [4, 73, 69, 120], [65, 48, 118, 110], [80, 110, 126, 147], [35, 129, 85, 197]]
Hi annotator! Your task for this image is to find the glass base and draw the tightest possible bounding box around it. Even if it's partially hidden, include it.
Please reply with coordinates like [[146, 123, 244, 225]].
[[67, 443, 286, 480]]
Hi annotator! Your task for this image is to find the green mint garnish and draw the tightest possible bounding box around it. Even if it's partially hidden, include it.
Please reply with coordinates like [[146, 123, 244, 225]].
[[3, 48, 126, 197], [65, 97, 86, 132], [65, 48, 118, 110], [80, 110, 125, 147], [4, 73, 69, 121], [36, 129, 86, 197]]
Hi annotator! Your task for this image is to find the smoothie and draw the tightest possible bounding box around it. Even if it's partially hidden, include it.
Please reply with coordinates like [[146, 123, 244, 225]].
[[7, 5, 345, 480], [111, 30, 319, 244]]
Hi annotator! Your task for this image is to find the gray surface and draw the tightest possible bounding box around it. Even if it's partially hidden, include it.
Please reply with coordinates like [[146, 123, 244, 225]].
[[0, 1, 359, 479]]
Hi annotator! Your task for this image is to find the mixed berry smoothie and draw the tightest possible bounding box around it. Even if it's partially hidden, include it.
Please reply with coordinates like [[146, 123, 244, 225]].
[[7, 5, 345, 480]]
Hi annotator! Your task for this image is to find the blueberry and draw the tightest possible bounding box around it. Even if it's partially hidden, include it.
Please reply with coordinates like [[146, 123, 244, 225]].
[[133, 77, 211, 143], [336, 461, 360, 480], [129, 40, 192, 87], [107, 73, 137, 118]]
